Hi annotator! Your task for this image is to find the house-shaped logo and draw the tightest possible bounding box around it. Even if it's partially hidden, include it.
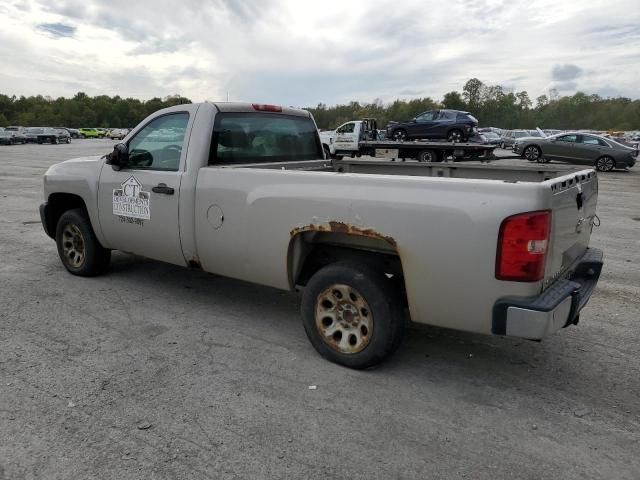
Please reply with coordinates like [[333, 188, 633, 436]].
[[112, 175, 151, 220], [121, 176, 142, 198]]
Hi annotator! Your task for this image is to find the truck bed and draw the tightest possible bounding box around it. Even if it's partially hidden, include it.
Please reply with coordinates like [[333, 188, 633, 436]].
[[223, 158, 594, 183]]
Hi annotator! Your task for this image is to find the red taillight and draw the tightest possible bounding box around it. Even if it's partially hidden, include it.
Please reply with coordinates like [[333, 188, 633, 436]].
[[496, 210, 551, 282], [252, 103, 282, 112]]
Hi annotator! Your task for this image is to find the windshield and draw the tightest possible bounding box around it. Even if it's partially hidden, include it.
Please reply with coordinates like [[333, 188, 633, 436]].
[[26, 128, 44, 133], [211, 113, 323, 165], [484, 132, 499, 138], [514, 131, 528, 138]]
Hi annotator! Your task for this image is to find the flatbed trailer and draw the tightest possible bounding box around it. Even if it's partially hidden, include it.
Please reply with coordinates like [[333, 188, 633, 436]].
[[320, 119, 496, 162], [358, 140, 496, 162]]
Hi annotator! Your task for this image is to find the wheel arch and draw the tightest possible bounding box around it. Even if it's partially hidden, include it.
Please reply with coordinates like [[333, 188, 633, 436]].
[[42, 193, 89, 239], [287, 227, 408, 304]]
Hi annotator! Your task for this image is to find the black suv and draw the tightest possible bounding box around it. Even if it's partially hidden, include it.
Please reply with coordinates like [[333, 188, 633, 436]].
[[386, 109, 478, 142]]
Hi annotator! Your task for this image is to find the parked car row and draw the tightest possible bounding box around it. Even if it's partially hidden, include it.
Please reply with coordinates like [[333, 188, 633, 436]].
[[0, 125, 131, 144], [0, 127, 71, 144]]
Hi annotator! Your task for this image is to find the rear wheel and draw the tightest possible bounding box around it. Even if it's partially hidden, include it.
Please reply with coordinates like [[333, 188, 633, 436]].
[[55, 209, 110, 276], [418, 149, 439, 162], [447, 129, 463, 143], [301, 262, 405, 369], [523, 145, 541, 161], [392, 129, 407, 141], [595, 156, 615, 172]]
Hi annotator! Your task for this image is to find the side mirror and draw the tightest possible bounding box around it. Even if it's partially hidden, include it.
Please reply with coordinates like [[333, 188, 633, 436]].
[[106, 143, 129, 170]]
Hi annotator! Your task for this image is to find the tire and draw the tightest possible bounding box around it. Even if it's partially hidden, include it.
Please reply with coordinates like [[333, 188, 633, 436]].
[[301, 262, 406, 369], [418, 149, 438, 162], [523, 145, 541, 162], [392, 129, 407, 141], [595, 156, 615, 172], [55, 208, 111, 276], [447, 129, 463, 143]]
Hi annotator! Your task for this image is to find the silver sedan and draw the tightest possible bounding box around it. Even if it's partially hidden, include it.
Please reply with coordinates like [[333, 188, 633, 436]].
[[513, 132, 637, 171]]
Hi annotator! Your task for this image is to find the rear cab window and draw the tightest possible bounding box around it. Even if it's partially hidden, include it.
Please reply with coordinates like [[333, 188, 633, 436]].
[[209, 112, 323, 165]]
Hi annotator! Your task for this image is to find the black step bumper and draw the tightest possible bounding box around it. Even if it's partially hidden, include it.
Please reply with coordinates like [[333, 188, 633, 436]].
[[492, 248, 603, 339]]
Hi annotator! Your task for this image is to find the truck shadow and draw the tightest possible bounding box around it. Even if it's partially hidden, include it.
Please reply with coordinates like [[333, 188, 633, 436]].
[[106, 252, 636, 416]]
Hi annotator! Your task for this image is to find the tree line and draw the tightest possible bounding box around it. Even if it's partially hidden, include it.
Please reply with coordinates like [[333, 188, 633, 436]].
[[0, 92, 192, 128], [1, 79, 638, 131], [307, 78, 640, 131]]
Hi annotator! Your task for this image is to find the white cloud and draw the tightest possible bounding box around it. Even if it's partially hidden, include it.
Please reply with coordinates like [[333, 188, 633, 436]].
[[0, 0, 638, 105]]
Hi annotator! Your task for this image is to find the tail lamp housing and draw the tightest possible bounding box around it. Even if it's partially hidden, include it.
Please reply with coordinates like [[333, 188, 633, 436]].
[[496, 210, 551, 282]]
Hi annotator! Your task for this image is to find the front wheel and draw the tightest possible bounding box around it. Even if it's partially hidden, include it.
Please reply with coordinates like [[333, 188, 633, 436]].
[[595, 156, 615, 172], [392, 129, 407, 141], [56, 209, 111, 276], [523, 145, 541, 161], [301, 262, 405, 369], [447, 129, 463, 143]]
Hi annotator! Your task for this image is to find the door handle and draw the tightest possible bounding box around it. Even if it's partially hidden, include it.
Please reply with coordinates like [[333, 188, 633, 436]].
[[152, 183, 174, 195]]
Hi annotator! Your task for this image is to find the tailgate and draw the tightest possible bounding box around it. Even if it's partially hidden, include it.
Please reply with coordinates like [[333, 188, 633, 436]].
[[543, 170, 598, 289]]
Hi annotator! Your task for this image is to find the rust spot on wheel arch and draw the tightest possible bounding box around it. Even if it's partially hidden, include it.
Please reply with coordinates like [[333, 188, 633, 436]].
[[290, 221, 397, 248]]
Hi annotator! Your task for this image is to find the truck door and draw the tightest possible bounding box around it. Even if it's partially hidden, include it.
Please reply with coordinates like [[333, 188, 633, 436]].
[[413, 111, 437, 138], [545, 133, 579, 162], [333, 122, 359, 152], [97, 112, 190, 266]]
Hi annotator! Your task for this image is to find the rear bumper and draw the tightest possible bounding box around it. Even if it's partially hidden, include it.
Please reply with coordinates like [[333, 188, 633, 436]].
[[492, 248, 603, 339]]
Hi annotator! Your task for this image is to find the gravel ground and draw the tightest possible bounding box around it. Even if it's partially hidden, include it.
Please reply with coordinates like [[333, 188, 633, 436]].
[[0, 140, 638, 480]]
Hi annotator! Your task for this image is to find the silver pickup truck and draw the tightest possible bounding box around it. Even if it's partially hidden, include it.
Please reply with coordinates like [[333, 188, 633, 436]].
[[40, 102, 603, 369]]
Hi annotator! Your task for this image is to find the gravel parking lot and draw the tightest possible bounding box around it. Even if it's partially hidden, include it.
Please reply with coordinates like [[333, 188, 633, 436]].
[[1, 140, 639, 479]]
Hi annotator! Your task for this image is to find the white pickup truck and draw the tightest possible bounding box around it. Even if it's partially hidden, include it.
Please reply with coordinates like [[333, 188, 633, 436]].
[[40, 102, 603, 369]]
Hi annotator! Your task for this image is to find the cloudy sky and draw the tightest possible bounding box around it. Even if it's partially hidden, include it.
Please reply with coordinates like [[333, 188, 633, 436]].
[[1, 0, 639, 106]]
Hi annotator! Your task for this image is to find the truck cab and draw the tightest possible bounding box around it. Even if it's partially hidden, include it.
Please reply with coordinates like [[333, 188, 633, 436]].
[[320, 119, 378, 157]]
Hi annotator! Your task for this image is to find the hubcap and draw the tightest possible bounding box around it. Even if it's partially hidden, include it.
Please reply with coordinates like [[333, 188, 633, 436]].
[[315, 284, 373, 354], [449, 131, 461, 142], [525, 146, 539, 160], [62, 224, 86, 268], [394, 131, 406, 141], [598, 157, 614, 171]]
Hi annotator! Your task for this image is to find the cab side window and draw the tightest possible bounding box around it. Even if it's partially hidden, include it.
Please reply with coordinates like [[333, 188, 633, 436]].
[[127, 113, 189, 171], [337, 123, 355, 134]]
